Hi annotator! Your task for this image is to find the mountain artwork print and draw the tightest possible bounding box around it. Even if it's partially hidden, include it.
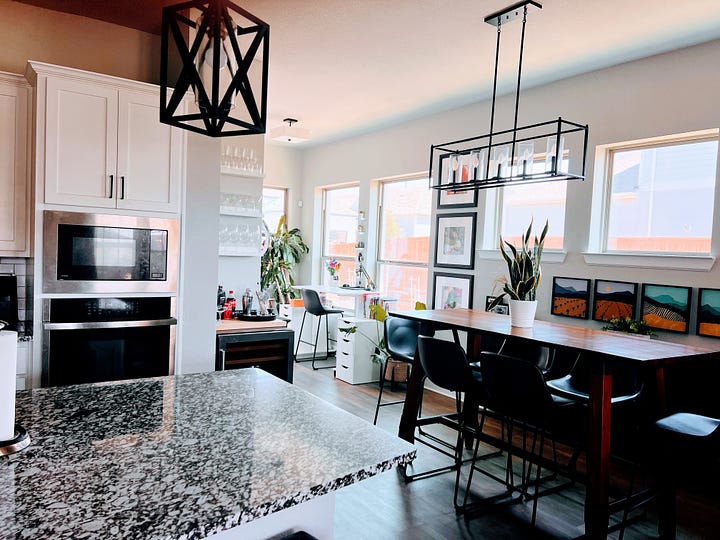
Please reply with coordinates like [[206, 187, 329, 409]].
[[592, 280, 638, 322], [641, 284, 691, 334], [551, 277, 590, 319], [697, 288, 720, 338]]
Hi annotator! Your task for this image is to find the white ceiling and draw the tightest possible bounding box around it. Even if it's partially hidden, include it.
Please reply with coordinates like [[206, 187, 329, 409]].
[[237, 0, 720, 147]]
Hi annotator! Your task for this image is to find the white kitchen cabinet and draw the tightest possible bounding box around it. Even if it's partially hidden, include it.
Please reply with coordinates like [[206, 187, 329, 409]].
[[335, 316, 382, 385], [32, 62, 183, 214], [0, 73, 30, 255]]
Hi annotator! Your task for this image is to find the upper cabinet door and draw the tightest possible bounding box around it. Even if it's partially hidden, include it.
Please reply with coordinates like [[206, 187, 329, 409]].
[[44, 77, 118, 208], [0, 78, 29, 254], [116, 90, 181, 213]]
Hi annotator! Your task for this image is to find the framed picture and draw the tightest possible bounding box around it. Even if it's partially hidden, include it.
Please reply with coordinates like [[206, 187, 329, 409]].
[[433, 273, 474, 309], [434, 212, 476, 269], [592, 280, 638, 322], [485, 295, 508, 315], [696, 288, 720, 338], [641, 283, 692, 334], [438, 154, 479, 208], [551, 277, 591, 319]]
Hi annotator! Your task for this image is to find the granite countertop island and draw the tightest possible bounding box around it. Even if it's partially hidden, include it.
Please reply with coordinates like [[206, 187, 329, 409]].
[[0, 369, 415, 539]]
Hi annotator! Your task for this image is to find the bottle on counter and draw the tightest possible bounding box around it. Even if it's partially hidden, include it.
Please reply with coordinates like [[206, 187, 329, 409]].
[[217, 285, 226, 309], [227, 290, 237, 315], [242, 288, 253, 315]]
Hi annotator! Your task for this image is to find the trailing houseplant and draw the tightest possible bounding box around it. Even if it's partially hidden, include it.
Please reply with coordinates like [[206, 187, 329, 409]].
[[260, 216, 309, 304], [488, 220, 548, 327]]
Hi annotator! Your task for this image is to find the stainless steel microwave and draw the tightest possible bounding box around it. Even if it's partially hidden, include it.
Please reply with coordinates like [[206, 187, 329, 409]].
[[43, 211, 179, 294]]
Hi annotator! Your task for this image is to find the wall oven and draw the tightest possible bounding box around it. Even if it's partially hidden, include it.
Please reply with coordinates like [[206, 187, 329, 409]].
[[42, 297, 177, 387], [43, 211, 179, 294]]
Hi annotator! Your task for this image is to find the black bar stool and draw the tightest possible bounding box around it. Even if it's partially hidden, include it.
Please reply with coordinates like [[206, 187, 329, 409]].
[[652, 412, 720, 539], [373, 316, 421, 425], [294, 288, 344, 370]]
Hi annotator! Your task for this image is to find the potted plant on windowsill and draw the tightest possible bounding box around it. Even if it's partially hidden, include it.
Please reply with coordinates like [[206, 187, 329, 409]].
[[488, 220, 548, 328]]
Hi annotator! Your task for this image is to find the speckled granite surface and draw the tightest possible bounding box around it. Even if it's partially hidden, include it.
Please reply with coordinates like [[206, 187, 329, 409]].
[[0, 369, 416, 539]]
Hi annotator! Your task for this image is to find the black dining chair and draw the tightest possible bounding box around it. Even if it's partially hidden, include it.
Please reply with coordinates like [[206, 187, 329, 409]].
[[373, 316, 422, 425], [295, 288, 344, 370], [650, 412, 720, 540], [468, 352, 578, 526], [402, 336, 488, 509]]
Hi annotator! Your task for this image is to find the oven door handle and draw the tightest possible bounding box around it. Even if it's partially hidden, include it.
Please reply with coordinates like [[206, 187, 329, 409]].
[[43, 318, 178, 331]]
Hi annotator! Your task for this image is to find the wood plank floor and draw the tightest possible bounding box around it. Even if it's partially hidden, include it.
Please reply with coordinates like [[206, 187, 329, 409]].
[[292, 362, 719, 539]]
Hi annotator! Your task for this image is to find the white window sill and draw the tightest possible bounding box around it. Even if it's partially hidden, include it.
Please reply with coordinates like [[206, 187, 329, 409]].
[[582, 252, 715, 271], [477, 249, 567, 264]]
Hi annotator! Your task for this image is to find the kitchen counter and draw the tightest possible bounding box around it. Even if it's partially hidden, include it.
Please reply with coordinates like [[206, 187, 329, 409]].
[[216, 318, 288, 334], [0, 369, 415, 539]]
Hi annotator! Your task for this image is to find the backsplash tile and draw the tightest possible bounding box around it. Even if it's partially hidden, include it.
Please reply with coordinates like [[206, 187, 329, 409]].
[[0, 256, 33, 336]]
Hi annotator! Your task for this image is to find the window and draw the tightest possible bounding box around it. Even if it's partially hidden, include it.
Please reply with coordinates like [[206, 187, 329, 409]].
[[322, 185, 359, 288], [262, 187, 287, 233], [377, 177, 432, 310], [498, 180, 567, 249], [603, 133, 718, 254]]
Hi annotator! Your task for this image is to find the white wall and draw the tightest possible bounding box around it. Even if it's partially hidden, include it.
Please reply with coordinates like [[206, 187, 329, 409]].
[[177, 133, 221, 374], [268, 39, 720, 347]]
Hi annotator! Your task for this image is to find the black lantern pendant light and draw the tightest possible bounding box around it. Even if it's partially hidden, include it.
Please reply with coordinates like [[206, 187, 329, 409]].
[[160, 0, 269, 137], [429, 1, 588, 191]]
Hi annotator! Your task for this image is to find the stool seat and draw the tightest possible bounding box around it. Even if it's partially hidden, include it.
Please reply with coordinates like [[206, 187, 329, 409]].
[[656, 412, 720, 439], [295, 289, 343, 370]]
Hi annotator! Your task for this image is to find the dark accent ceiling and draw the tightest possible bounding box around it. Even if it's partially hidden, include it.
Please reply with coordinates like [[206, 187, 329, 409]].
[[13, 0, 178, 35]]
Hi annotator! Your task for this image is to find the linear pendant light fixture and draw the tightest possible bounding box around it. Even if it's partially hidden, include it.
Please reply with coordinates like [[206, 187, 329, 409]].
[[429, 1, 588, 192], [160, 0, 269, 137]]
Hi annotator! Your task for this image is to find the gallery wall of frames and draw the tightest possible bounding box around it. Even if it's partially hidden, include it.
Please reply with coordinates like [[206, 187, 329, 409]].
[[431, 187, 478, 310], [547, 277, 720, 338]]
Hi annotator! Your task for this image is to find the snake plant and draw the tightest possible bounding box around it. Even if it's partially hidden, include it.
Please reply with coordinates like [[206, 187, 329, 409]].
[[488, 220, 548, 310]]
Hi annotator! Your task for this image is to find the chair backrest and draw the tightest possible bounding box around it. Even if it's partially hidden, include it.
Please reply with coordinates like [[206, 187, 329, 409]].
[[385, 316, 421, 362], [498, 340, 553, 371], [301, 289, 326, 316], [416, 336, 474, 393], [480, 352, 555, 425], [566, 356, 642, 398]]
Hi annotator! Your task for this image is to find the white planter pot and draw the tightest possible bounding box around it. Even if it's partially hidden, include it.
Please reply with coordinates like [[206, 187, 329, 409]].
[[509, 299, 537, 328]]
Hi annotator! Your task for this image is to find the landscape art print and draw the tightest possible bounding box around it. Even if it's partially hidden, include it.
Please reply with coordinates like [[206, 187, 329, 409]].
[[551, 277, 590, 319], [592, 280, 638, 322], [641, 284, 692, 334], [697, 288, 720, 338]]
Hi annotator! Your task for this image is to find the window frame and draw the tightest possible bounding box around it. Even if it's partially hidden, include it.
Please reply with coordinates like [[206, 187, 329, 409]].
[[321, 184, 360, 284], [262, 185, 288, 233], [376, 175, 431, 308], [600, 131, 719, 256], [584, 128, 718, 271]]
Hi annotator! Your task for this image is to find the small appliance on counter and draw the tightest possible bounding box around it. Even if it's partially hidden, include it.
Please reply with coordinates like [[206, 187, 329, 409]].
[[0, 275, 19, 332]]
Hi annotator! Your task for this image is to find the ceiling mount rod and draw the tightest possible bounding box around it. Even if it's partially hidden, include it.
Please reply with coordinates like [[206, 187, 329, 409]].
[[510, 5, 530, 177], [485, 20, 503, 181]]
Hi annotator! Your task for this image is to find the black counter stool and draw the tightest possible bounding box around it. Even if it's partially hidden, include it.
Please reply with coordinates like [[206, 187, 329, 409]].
[[469, 352, 578, 526], [373, 316, 421, 425], [402, 336, 488, 510], [652, 412, 720, 539], [295, 289, 344, 370]]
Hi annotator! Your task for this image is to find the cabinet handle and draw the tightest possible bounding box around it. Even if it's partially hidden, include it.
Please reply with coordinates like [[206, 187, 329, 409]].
[[109, 175, 114, 198], [120, 176, 125, 200]]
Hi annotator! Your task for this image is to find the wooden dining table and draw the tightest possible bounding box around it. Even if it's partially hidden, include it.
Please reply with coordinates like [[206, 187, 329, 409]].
[[389, 308, 720, 540]]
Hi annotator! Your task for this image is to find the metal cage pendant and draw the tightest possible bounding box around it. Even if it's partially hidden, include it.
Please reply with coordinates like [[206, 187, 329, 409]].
[[160, 0, 269, 137], [429, 1, 588, 191]]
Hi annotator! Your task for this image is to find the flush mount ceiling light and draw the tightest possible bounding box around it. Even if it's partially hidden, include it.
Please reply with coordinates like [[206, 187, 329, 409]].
[[430, 1, 588, 192], [270, 118, 311, 144], [160, 0, 269, 137]]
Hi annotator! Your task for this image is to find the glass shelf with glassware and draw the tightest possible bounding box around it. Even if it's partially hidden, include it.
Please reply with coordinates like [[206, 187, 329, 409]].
[[218, 215, 262, 257], [219, 192, 262, 217]]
